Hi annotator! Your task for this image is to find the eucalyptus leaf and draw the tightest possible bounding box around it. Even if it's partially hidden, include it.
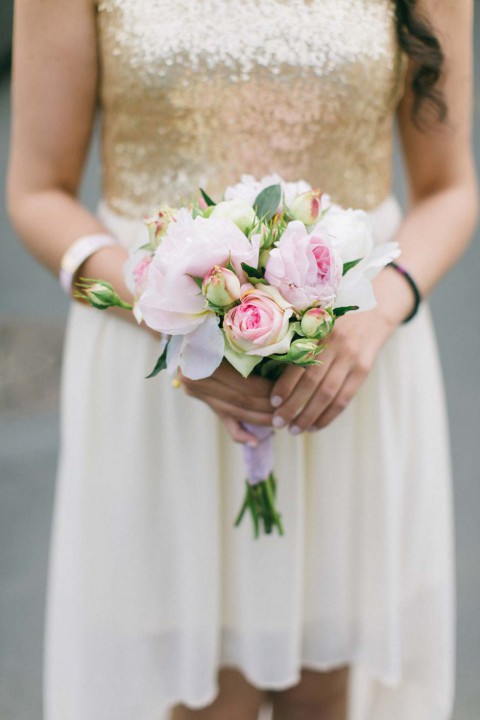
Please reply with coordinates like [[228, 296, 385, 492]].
[[253, 184, 282, 221], [145, 343, 169, 378]]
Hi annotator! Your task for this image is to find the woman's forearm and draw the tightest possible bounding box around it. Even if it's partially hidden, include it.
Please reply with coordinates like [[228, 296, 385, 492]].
[[7, 187, 134, 318], [373, 182, 478, 328]]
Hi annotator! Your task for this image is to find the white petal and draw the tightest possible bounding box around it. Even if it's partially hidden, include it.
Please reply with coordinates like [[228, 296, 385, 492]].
[[166, 335, 183, 375], [334, 273, 376, 312], [363, 241, 401, 280], [175, 314, 225, 380]]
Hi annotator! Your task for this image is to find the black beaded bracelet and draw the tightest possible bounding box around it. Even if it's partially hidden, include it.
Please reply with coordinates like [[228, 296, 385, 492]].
[[387, 261, 422, 324]]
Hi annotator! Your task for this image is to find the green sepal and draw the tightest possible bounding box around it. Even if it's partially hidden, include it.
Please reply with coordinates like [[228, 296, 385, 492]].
[[246, 277, 267, 286], [226, 256, 237, 274], [223, 333, 262, 377], [253, 184, 282, 222], [138, 242, 156, 252], [145, 342, 169, 378], [200, 188, 216, 206], [190, 275, 204, 291], [333, 305, 359, 317], [342, 258, 362, 275]]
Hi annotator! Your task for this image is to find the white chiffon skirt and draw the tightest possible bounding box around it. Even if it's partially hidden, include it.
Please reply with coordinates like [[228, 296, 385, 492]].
[[44, 195, 455, 720]]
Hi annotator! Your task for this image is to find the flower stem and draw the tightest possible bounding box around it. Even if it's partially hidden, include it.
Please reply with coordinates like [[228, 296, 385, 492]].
[[234, 476, 284, 538]]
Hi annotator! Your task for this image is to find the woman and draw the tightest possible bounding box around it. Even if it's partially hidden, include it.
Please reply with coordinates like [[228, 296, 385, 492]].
[[6, 0, 477, 718]]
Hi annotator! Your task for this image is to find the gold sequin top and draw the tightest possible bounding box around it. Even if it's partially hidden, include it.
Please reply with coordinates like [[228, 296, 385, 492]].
[[96, 0, 408, 218]]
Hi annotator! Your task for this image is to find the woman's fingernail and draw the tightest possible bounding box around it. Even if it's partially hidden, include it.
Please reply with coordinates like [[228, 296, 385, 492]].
[[289, 425, 301, 435], [272, 415, 286, 428], [247, 440, 259, 448], [271, 395, 282, 408]]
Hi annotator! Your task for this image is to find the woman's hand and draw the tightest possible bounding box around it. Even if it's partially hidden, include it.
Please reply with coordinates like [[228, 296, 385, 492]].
[[180, 361, 275, 445], [269, 303, 397, 434]]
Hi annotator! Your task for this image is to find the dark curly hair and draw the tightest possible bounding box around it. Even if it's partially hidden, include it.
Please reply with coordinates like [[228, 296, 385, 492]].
[[394, 0, 447, 127]]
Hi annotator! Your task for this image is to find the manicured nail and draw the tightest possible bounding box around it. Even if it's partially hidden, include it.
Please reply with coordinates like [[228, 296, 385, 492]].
[[272, 415, 286, 428], [289, 425, 301, 435], [271, 395, 282, 408]]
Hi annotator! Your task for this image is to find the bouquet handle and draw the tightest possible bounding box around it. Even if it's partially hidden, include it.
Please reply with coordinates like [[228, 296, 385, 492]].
[[234, 424, 284, 537]]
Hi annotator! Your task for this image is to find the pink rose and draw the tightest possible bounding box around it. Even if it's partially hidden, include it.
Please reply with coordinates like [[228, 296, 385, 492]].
[[264, 221, 342, 312], [224, 284, 294, 357]]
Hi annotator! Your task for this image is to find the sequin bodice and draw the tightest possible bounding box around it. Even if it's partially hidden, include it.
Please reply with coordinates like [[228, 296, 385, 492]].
[[96, 0, 407, 218]]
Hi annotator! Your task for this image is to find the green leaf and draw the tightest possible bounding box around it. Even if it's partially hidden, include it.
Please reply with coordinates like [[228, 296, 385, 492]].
[[145, 343, 169, 378], [240, 262, 263, 279], [253, 184, 282, 221], [333, 305, 359, 317], [258, 359, 285, 381], [342, 258, 362, 275], [200, 188, 216, 207]]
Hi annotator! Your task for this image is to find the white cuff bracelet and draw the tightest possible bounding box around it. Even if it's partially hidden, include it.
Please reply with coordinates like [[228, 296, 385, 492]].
[[59, 233, 117, 296]]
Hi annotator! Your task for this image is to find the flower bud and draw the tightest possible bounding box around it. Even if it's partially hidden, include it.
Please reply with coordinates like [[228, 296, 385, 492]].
[[144, 205, 176, 246], [281, 337, 323, 364], [202, 266, 241, 308], [82, 282, 119, 310], [288, 189, 324, 225], [300, 307, 334, 339], [210, 199, 257, 233]]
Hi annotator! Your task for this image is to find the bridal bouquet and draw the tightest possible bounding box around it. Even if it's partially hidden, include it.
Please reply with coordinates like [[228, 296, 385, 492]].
[[77, 174, 400, 537]]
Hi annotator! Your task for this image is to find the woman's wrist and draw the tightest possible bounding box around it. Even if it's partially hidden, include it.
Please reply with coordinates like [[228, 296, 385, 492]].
[[372, 265, 420, 331]]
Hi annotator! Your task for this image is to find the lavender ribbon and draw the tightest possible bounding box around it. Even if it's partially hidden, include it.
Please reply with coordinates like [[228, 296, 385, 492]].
[[242, 423, 274, 486]]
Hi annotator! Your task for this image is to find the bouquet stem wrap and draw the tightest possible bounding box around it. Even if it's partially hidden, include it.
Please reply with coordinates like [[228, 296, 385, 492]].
[[234, 423, 284, 537]]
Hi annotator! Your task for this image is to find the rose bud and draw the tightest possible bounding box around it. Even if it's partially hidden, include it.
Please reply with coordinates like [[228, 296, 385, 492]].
[[202, 266, 242, 308], [300, 307, 334, 339], [280, 337, 323, 365], [76, 281, 124, 310], [210, 199, 257, 233], [288, 189, 324, 225], [144, 205, 176, 246]]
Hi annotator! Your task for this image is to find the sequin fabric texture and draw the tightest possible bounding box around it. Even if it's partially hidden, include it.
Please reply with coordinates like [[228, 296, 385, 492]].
[[96, 0, 408, 217]]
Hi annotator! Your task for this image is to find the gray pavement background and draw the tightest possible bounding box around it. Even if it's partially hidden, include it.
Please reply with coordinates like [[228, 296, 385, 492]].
[[1, 15, 480, 719]]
